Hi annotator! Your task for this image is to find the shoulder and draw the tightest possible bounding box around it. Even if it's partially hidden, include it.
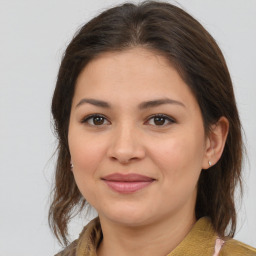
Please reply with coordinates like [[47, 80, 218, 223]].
[[54, 239, 78, 256], [54, 217, 102, 256], [220, 238, 256, 256]]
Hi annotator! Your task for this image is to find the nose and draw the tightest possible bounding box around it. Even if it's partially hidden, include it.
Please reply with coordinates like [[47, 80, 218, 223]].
[[107, 124, 145, 164]]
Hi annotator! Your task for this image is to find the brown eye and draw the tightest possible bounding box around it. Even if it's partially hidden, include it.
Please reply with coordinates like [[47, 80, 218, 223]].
[[82, 114, 110, 126], [147, 114, 175, 126], [93, 116, 105, 125], [153, 116, 166, 125]]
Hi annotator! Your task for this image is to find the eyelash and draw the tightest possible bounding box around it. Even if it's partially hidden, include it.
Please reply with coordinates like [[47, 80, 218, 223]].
[[146, 114, 176, 126], [81, 114, 110, 126], [81, 114, 176, 127]]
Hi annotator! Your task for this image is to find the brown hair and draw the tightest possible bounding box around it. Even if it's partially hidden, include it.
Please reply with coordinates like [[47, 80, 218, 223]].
[[49, 1, 243, 245]]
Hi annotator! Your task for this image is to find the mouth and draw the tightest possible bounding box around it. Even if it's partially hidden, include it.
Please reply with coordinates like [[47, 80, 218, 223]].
[[101, 173, 155, 194]]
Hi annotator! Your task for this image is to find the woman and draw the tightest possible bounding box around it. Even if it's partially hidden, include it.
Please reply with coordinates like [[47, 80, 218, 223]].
[[49, 1, 256, 255]]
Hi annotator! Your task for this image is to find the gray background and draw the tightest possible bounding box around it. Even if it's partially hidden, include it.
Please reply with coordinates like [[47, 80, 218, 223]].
[[0, 0, 255, 255]]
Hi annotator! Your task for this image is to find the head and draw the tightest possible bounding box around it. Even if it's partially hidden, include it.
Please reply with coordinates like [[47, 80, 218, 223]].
[[49, 1, 243, 245]]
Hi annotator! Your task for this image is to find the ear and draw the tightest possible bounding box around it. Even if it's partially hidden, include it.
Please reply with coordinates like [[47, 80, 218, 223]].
[[202, 116, 229, 169]]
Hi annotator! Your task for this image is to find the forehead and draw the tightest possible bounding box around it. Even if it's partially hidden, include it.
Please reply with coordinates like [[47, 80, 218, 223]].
[[77, 47, 173, 84], [73, 47, 198, 110]]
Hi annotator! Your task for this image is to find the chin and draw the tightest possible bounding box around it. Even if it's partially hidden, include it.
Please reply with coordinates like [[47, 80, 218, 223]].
[[99, 206, 154, 227]]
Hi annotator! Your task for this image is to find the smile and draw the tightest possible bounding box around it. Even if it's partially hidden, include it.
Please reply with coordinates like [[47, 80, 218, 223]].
[[101, 173, 155, 194]]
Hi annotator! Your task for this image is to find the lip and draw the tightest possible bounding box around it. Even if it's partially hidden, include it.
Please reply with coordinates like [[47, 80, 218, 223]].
[[101, 173, 155, 194]]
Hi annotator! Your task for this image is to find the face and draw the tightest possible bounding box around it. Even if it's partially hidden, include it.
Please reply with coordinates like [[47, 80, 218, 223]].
[[68, 47, 210, 227]]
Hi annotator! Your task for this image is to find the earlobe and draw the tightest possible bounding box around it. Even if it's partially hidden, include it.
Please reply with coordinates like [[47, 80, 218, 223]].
[[202, 117, 229, 169]]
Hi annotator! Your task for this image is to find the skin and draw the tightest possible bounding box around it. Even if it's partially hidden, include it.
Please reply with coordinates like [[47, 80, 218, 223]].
[[68, 47, 229, 256]]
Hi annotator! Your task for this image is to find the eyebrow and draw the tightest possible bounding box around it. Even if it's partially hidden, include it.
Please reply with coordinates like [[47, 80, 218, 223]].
[[75, 98, 185, 109], [76, 98, 110, 108], [138, 98, 185, 109]]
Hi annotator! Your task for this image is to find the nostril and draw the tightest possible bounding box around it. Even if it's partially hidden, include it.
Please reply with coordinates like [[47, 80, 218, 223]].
[[106, 130, 146, 163]]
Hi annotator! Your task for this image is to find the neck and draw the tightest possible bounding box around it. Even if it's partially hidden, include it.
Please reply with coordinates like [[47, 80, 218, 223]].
[[97, 211, 196, 256]]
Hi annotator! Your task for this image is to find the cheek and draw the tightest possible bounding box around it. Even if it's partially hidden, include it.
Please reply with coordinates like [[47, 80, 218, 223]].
[[150, 135, 205, 209], [69, 129, 106, 170], [68, 131, 107, 197], [150, 131, 205, 184], [70, 148, 104, 208]]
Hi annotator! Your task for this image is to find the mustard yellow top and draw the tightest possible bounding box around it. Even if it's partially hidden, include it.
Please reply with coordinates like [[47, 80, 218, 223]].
[[55, 217, 256, 256]]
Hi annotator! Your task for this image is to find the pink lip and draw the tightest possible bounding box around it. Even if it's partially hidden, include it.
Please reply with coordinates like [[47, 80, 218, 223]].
[[102, 173, 155, 194]]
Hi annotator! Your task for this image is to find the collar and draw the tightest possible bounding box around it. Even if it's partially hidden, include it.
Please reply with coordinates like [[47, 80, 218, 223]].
[[76, 217, 217, 256], [167, 217, 218, 255]]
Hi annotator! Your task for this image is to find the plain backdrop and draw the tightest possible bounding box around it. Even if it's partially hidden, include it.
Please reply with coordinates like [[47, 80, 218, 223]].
[[0, 0, 255, 255]]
